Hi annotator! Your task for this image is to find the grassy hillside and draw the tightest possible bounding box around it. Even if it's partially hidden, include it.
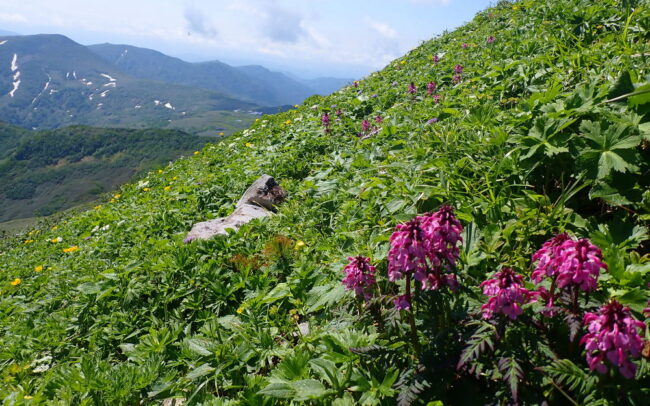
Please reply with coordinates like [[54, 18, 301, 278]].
[[0, 126, 208, 222], [1, 0, 649, 404]]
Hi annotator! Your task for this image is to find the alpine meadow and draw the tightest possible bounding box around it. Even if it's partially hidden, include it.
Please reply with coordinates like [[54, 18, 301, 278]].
[[1, 0, 650, 404]]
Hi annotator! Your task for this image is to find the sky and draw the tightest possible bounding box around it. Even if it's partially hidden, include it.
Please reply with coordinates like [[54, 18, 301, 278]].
[[0, 0, 494, 79]]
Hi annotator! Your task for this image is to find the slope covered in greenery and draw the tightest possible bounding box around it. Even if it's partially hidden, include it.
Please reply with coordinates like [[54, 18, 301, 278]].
[[1, 0, 649, 404], [0, 126, 208, 222]]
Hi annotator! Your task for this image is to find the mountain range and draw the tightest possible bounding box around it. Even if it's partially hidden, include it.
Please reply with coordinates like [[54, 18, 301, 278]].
[[0, 33, 351, 130]]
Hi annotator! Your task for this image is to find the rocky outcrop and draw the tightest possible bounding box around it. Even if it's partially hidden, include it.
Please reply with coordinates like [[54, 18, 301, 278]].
[[185, 175, 286, 242]]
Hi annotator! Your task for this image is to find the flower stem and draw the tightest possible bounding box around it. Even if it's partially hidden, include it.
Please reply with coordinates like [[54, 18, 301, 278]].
[[405, 273, 420, 353]]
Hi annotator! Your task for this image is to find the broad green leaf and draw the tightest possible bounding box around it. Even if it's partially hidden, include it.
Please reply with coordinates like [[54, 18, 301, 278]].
[[185, 364, 215, 380], [258, 382, 295, 398]]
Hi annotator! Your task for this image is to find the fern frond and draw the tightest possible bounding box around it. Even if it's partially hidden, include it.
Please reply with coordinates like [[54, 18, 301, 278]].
[[542, 359, 598, 398], [457, 321, 496, 369], [498, 355, 523, 401]]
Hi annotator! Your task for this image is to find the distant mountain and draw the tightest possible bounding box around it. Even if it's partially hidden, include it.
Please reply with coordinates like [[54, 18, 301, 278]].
[[297, 77, 352, 95], [0, 29, 19, 36], [0, 124, 208, 221], [88, 43, 318, 106], [0, 34, 257, 129]]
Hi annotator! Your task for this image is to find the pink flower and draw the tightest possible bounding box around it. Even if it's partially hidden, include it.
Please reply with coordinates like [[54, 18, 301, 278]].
[[387, 205, 463, 291], [342, 256, 377, 300], [408, 82, 417, 94], [480, 268, 537, 320], [581, 301, 645, 379], [321, 112, 330, 132], [374, 115, 383, 124], [461, 43, 468, 49], [454, 64, 464, 74], [531, 233, 571, 283], [432, 54, 440, 64], [426, 81, 436, 95], [486, 36, 496, 44], [335, 108, 343, 117], [452, 74, 462, 84], [532, 234, 607, 292], [361, 119, 370, 133], [393, 294, 411, 311], [353, 81, 359, 88], [555, 239, 606, 291], [433, 94, 441, 103]]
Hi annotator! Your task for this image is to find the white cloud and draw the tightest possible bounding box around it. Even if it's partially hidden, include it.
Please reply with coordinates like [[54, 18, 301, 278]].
[[0, 13, 27, 23], [364, 17, 398, 39]]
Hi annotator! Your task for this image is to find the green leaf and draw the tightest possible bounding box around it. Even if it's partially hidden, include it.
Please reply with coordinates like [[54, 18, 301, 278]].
[[185, 339, 212, 357], [185, 364, 215, 380], [629, 83, 650, 107], [608, 71, 634, 100], [258, 382, 296, 398], [292, 379, 330, 401]]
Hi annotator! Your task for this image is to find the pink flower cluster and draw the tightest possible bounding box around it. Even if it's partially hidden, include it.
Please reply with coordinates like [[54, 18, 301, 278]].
[[342, 256, 377, 300], [481, 268, 537, 320], [581, 301, 645, 379], [387, 205, 462, 291], [531, 234, 607, 292]]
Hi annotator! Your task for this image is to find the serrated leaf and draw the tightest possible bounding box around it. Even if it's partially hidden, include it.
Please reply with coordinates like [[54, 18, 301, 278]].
[[185, 364, 215, 380], [258, 382, 295, 398]]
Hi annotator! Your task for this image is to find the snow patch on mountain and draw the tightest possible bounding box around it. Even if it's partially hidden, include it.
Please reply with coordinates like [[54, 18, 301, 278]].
[[100, 73, 116, 82], [103, 82, 116, 88], [31, 74, 52, 104], [8, 53, 20, 97], [164, 102, 174, 110]]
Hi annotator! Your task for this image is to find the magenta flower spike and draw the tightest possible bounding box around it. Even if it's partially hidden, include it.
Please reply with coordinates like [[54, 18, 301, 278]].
[[454, 64, 464, 74], [374, 115, 383, 124], [321, 112, 330, 127], [432, 54, 440, 64], [426, 81, 436, 95], [461, 43, 468, 49], [342, 256, 377, 300], [393, 294, 411, 311], [408, 82, 417, 94], [480, 268, 537, 320], [487, 35, 496, 44], [433, 94, 441, 103], [581, 301, 645, 379], [387, 206, 463, 291], [531, 234, 607, 292], [361, 119, 371, 133]]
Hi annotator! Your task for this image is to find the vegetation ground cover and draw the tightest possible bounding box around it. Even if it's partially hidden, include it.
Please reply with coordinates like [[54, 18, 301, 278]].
[[0, 0, 649, 404]]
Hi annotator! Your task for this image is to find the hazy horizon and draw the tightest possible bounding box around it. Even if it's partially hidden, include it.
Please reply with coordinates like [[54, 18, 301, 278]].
[[0, 0, 494, 79]]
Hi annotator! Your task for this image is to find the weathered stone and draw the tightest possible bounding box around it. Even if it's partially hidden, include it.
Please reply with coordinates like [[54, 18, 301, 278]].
[[185, 175, 286, 242]]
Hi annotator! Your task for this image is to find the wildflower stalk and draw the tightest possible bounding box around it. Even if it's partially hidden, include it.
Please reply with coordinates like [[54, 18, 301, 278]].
[[405, 273, 420, 353]]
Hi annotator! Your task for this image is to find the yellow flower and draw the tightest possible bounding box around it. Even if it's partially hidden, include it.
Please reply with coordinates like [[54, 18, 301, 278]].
[[172, 176, 178, 181], [400, 60, 406, 65], [164, 186, 171, 192], [236, 306, 245, 314], [245, 143, 254, 148], [94, 205, 102, 210], [269, 306, 278, 315], [51, 226, 58, 231], [114, 194, 121, 199], [24, 239, 34, 244], [10, 278, 21, 286], [34, 265, 43, 272], [294, 240, 305, 250], [293, 104, 299, 108], [63, 246, 79, 253], [219, 132, 225, 136], [50, 237, 62, 243], [143, 187, 150, 192], [24, 396, 33, 400], [284, 119, 292, 125], [193, 151, 200, 155], [158, 169, 163, 174], [255, 118, 260, 122]]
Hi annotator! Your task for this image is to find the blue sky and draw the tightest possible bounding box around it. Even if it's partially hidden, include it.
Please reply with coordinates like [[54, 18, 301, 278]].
[[0, 0, 494, 78]]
